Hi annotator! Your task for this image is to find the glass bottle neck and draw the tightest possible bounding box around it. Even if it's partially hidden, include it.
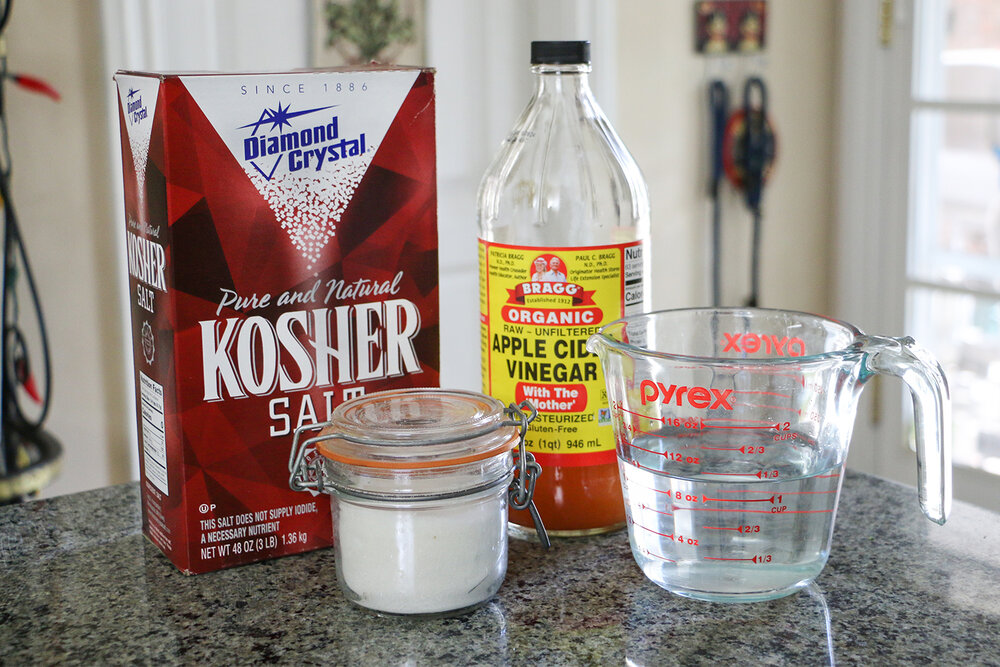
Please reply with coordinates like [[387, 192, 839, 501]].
[[531, 63, 594, 98]]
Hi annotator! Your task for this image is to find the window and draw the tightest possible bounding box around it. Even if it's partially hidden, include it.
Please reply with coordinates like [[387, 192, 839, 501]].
[[838, 0, 1000, 511], [910, 0, 1000, 477]]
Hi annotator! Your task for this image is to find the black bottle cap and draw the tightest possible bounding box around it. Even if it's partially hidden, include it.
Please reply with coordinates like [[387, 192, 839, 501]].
[[530, 41, 591, 65]]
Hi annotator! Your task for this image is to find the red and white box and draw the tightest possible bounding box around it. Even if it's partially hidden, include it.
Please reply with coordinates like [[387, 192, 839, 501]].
[[115, 67, 439, 574]]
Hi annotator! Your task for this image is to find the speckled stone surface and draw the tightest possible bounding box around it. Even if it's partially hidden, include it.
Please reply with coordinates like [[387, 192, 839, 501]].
[[1, 472, 998, 665]]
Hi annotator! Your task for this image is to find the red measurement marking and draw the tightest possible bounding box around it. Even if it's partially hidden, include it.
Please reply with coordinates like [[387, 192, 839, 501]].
[[817, 472, 841, 479], [627, 458, 673, 476], [711, 488, 832, 496], [623, 477, 677, 496], [704, 555, 772, 564], [640, 426, 705, 442], [702, 420, 778, 431], [642, 549, 676, 563], [695, 469, 778, 479], [702, 494, 777, 504], [629, 441, 667, 457], [673, 506, 835, 514], [701, 471, 760, 477], [697, 444, 779, 453], [641, 416, 705, 431], [619, 406, 663, 422], [703, 525, 740, 531], [631, 519, 673, 540], [704, 417, 774, 425], [638, 503, 673, 517]]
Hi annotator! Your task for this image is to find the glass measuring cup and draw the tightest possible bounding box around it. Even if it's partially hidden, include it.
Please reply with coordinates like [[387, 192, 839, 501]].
[[587, 307, 951, 602]]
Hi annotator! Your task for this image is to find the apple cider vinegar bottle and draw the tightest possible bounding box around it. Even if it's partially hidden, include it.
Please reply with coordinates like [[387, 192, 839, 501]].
[[477, 41, 650, 535]]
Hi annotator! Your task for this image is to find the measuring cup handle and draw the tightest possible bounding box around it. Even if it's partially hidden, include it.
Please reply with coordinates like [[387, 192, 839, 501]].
[[861, 335, 952, 524]]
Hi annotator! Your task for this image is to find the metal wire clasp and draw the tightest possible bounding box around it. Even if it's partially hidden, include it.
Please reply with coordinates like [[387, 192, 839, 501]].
[[287, 422, 331, 494], [503, 400, 550, 549]]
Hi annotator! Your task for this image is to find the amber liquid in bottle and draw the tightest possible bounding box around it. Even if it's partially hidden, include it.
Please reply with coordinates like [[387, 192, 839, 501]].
[[507, 462, 625, 535], [477, 41, 650, 536]]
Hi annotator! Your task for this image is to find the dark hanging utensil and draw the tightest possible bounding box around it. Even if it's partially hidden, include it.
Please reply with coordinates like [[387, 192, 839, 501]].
[[723, 76, 777, 307], [708, 79, 729, 307]]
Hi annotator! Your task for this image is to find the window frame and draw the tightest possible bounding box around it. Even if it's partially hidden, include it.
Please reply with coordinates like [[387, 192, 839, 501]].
[[836, 0, 1000, 511]]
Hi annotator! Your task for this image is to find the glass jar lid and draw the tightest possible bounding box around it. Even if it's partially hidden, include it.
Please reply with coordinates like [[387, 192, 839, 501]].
[[315, 388, 521, 469]]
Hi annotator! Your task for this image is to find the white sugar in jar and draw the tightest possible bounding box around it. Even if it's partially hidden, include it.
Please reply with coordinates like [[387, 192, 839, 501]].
[[289, 389, 540, 616]]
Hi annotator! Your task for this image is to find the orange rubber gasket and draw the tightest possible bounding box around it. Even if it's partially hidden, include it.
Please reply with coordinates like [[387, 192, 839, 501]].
[[316, 432, 521, 469]]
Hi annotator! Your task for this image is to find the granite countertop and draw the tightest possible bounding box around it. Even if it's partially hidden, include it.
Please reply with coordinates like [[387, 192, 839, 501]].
[[1, 471, 998, 665]]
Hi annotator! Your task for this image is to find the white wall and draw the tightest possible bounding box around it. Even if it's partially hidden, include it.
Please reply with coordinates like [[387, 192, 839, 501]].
[[618, 0, 837, 313], [7, 0, 838, 498], [7, 0, 312, 498], [6, 1, 129, 496], [428, 0, 618, 391]]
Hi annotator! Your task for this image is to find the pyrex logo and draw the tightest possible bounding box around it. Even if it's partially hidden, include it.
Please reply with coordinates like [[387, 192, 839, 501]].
[[126, 87, 148, 124], [240, 102, 366, 181], [722, 333, 806, 357], [639, 380, 734, 410]]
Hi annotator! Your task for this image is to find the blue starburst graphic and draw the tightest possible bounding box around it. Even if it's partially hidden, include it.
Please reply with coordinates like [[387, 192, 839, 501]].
[[239, 102, 337, 136]]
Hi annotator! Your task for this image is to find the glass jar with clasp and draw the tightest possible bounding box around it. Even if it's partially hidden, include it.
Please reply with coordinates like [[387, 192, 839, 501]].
[[289, 388, 548, 616]]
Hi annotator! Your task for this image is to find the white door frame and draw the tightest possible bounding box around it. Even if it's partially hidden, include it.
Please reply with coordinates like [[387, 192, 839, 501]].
[[835, 0, 913, 476]]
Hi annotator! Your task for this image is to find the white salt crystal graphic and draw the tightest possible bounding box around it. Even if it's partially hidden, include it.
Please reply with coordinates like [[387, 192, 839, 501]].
[[245, 145, 375, 269], [178, 71, 420, 268], [131, 142, 150, 215], [117, 76, 160, 223]]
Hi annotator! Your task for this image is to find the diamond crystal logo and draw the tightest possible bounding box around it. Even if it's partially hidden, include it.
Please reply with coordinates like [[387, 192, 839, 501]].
[[237, 103, 373, 269], [178, 72, 419, 272]]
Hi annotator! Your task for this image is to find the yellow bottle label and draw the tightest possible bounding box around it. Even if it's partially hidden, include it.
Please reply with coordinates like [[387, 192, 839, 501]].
[[479, 240, 644, 466]]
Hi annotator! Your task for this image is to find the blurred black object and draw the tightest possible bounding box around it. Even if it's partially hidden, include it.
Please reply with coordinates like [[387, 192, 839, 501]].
[[739, 76, 773, 307], [707, 79, 729, 306], [721, 76, 777, 308], [0, 0, 62, 504]]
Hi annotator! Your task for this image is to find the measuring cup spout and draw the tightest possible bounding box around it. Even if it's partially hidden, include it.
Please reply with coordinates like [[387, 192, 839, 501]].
[[585, 333, 608, 358], [859, 335, 952, 524]]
